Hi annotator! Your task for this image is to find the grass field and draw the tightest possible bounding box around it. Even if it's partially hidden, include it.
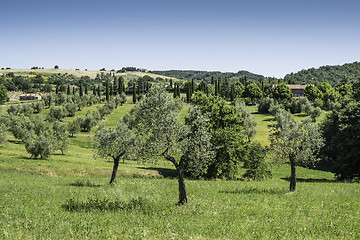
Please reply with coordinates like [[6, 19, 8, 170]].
[[1, 101, 359, 239], [0, 68, 177, 81]]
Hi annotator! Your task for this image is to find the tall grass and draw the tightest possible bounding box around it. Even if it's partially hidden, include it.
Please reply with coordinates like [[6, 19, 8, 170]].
[[1, 101, 359, 239]]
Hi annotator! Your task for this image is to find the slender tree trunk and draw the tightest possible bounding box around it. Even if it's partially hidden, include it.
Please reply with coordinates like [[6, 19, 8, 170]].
[[290, 159, 296, 191], [176, 165, 188, 205], [110, 157, 120, 184], [163, 153, 189, 204]]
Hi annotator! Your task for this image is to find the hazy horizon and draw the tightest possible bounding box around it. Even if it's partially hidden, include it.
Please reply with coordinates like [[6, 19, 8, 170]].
[[2, 0, 359, 78]]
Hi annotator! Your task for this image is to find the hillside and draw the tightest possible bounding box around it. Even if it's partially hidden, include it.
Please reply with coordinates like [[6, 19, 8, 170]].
[[283, 62, 360, 86], [0, 68, 177, 82], [150, 70, 265, 82]]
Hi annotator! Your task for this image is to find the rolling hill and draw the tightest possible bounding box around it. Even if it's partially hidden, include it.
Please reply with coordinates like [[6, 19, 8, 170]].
[[0, 68, 177, 82], [283, 61, 360, 86]]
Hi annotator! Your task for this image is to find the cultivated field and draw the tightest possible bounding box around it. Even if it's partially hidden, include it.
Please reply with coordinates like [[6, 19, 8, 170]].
[[0, 68, 177, 82], [1, 101, 359, 239]]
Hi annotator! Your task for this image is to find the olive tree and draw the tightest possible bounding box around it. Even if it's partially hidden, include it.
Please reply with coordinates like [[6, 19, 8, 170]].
[[53, 121, 69, 155], [0, 123, 7, 144], [25, 131, 54, 159], [269, 108, 324, 191], [235, 100, 257, 142], [124, 86, 213, 204], [93, 121, 136, 184]]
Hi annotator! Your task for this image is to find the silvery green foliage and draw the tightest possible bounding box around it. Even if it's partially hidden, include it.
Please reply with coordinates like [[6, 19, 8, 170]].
[[268, 101, 284, 116], [25, 131, 54, 159], [125, 86, 214, 177], [0, 123, 6, 144], [183, 106, 214, 179], [124, 86, 184, 157], [235, 100, 257, 142], [269, 108, 324, 166], [53, 121, 69, 155], [113, 93, 127, 108], [9, 115, 33, 141], [93, 121, 136, 161]]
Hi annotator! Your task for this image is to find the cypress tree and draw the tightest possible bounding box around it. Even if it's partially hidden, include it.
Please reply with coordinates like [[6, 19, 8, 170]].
[[186, 82, 191, 102], [173, 83, 177, 98], [170, 79, 173, 88], [191, 79, 195, 95], [132, 83, 137, 104], [106, 79, 110, 102], [85, 84, 88, 95], [137, 84, 140, 96], [93, 86, 96, 96], [215, 79, 218, 96], [113, 77, 117, 95], [217, 78, 221, 96], [97, 85, 101, 97], [118, 77, 122, 94], [177, 83, 180, 98], [230, 84, 235, 101], [56, 85, 59, 94], [79, 84, 83, 97], [110, 83, 113, 97], [67, 85, 70, 95]]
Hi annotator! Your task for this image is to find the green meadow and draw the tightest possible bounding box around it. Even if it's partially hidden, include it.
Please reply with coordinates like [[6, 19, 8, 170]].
[[1, 101, 359, 239]]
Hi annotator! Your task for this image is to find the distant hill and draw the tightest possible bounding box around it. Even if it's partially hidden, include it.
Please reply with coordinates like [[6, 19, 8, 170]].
[[149, 70, 265, 83], [283, 62, 360, 86], [0, 68, 177, 82]]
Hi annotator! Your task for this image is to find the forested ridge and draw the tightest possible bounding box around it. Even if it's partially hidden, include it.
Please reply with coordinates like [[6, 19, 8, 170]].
[[284, 62, 360, 86], [149, 70, 265, 82], [152, 62, 360, 86]]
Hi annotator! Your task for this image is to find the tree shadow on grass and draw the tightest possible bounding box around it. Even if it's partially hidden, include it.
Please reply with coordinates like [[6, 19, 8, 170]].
[[15, 155, 50, 161], [62, 197, 154, 213], [137, 167, 177, 179], [281, 177, 336, 183], [263, 118, 276, 122], [219, 187, 287, 195], [8, 139, 23, 144], [68, 179, 102, 187]]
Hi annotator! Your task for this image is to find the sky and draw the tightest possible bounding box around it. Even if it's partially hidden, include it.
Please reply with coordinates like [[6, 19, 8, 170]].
[[1, 0, 360, 77]]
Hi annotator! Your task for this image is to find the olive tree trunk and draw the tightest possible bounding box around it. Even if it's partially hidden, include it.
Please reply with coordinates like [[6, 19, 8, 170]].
[[163, 154, 189, 204], [290, 158, 296, 191], [110, 156, 120, 184], [175, 165, 188, 205]]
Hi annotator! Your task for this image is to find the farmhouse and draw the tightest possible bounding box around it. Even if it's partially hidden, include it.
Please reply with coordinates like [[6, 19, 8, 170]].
[[272, 84, 307, 97], [19, 93, 42, 101]]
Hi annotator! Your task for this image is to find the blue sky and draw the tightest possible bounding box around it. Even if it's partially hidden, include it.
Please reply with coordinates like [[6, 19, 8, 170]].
[[1, 0, 359, 77]]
